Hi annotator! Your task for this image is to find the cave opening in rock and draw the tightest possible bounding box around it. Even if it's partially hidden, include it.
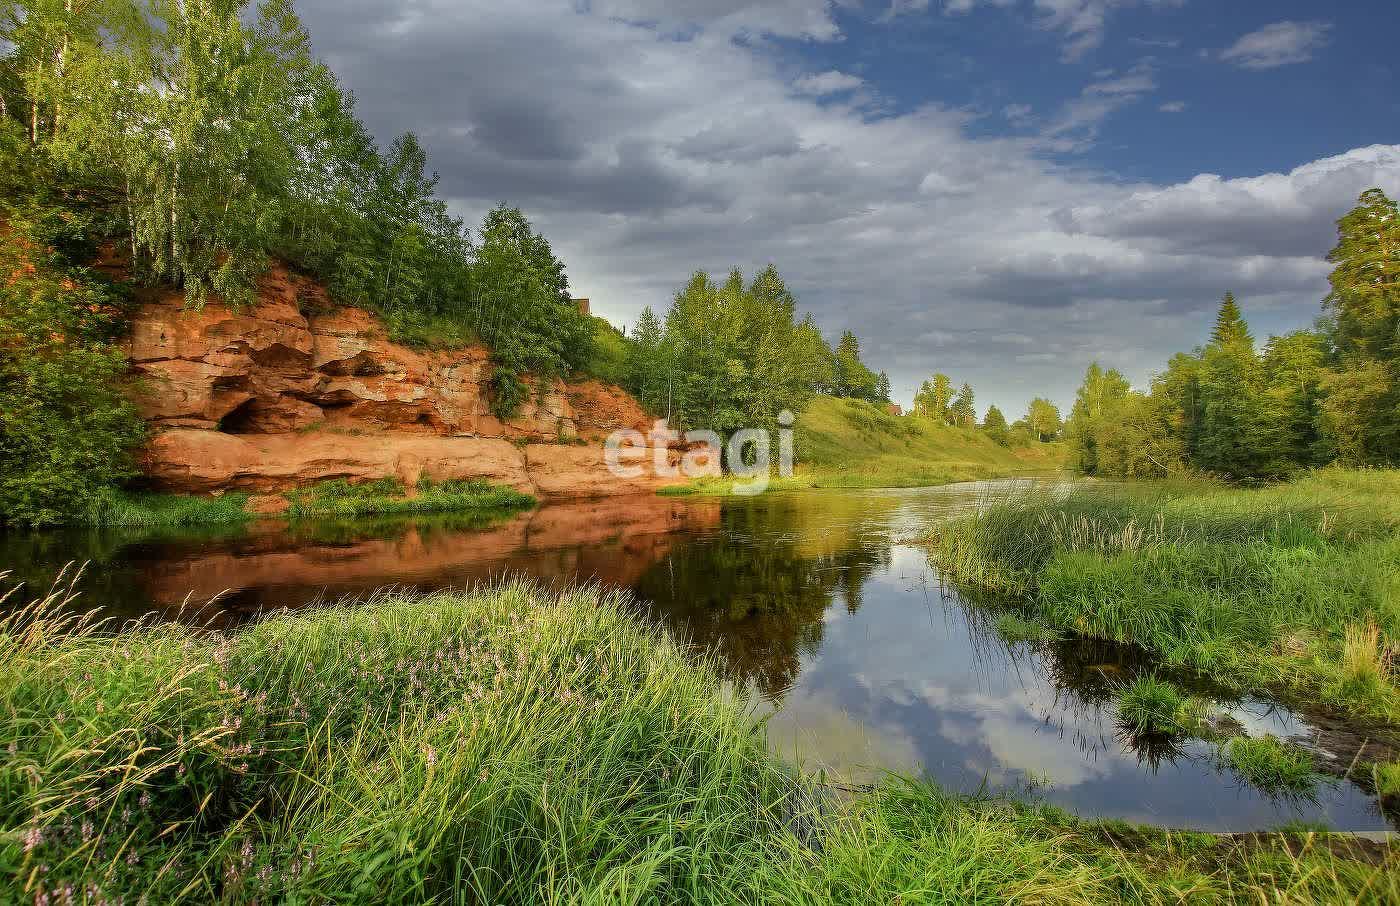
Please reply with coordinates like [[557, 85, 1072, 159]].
[[219, 398, 260, 435]]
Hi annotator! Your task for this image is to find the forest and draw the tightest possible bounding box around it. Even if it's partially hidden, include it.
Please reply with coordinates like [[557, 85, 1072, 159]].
[[1065, 188, 1399, 480]]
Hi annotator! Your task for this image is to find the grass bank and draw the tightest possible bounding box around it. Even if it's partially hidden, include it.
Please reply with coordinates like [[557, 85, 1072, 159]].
[[922, 468, 1400, 723], [285, 477, 535, 519], [661, 396, 1067, 496], [61, 478, 536, 527], [2, 577, 1394, 903], [78, 489, 254, 527]]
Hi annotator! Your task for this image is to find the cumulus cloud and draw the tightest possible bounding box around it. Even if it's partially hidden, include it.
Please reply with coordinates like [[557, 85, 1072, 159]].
[[1220, 21, 1332, 70], [294, 0, 1400, 415]]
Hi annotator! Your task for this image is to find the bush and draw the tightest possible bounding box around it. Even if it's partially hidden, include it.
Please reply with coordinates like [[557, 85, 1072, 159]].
[[0, 225, 146, 527]]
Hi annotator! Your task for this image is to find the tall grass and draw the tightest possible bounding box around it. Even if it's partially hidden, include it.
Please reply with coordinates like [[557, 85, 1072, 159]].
[[285, 477, 535, 519], [923, 469, 1400, 720], [2, 571, 1394, 903], [79, 489, 252, 526]]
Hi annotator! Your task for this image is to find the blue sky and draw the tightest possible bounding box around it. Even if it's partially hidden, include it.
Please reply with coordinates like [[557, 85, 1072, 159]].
[[298, 1, 1400, 418], [791, 1, 1398, 182]]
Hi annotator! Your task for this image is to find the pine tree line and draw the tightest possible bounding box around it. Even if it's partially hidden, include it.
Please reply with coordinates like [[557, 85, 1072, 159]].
[[1067, 190, 1400, 479]]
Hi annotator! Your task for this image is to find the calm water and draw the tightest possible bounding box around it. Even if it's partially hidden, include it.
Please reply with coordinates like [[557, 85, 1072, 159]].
[[3, 481, 1392, 832]]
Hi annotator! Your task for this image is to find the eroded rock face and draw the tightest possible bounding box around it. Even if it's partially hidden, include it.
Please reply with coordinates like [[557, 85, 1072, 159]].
[[126, 266, 674, 499]]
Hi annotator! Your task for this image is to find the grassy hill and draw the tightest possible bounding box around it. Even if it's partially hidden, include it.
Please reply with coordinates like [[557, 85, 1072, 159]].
[[795, 396, 1066, 488], [666, 396, 1066, 495]]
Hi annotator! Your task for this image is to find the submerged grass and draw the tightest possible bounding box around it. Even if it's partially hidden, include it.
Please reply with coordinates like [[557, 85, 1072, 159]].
[[2, 574, 1397, 903], [285, 477, 535, 519], [923, 468, 1400, 722]]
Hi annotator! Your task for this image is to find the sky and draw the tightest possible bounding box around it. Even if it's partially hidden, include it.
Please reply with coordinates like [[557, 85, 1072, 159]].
[[293, 0, 1400, 418]]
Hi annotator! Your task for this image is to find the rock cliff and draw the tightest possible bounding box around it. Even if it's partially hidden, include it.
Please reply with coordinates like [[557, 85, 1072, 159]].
[[124, 265, 679, 500]]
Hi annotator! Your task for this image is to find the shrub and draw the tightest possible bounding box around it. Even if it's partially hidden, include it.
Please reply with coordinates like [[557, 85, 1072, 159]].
[[0, 227, 146, 527]]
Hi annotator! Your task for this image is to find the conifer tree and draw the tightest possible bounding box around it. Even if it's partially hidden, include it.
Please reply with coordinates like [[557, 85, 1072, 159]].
[[1195, 295, 1263, 478], [982, 404, 1009, 445], [950, 383, 976, 427]]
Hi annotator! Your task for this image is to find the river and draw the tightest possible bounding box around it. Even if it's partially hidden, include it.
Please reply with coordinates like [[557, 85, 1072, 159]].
[[2, 479, 1391, 832]]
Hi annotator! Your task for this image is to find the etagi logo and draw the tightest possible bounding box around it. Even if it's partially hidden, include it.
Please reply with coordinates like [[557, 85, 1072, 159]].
[[604, 410, 795, 496]]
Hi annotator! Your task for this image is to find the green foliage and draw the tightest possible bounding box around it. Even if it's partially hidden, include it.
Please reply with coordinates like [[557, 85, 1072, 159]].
[[1025, 397, 1062, 441], [830, 329, 882, 402], [620, 266, 837, 432], [913, 373, 954, 422], [580, 316, 629, 385], [1224, 736, 1320, 796], [0, 221, 146, 527], [982, 404, 1010, 445], [285, 477, 535, 519]]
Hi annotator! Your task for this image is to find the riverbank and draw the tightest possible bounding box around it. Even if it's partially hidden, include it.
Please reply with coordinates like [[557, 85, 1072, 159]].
[[74, 478, 536, 527], [660, 395, 1067, 496], [3, 578, 1394, 903], [921, 468, 1400, 728]]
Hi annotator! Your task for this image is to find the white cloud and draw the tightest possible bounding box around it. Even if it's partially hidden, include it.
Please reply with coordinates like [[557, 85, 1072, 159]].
[[924, 0, 1178, 62], [295, 0, 1400, 416], [1158, 100, 1186, 113], [591, 0, 843, 40], [1039, 61, 1157, 148], [793, 69, 865, 96], [1220, 21, 1332, 70], [1002, 103, 1034, 125]]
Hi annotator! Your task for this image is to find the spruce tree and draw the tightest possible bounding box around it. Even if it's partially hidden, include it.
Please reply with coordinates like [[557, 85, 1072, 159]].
[[1211, 292, 1254, 348]]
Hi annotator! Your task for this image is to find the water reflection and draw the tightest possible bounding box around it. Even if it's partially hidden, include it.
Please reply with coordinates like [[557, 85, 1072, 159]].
[[1, 481, 1392, 831]]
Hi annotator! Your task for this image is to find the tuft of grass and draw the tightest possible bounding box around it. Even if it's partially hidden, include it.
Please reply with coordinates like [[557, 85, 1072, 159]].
[[1224, 736, 1320, 796], [1373, 761, 1400, 802], [79, 488, 252, 526], [993, 613, 1063, 644], [285, 477, 535, 519], [1116, 675, 1197, 737]]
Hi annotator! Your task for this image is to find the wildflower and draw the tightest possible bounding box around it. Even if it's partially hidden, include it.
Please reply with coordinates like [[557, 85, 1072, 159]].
[[22, 825, 42, 853], [139, 792, 151, 809]]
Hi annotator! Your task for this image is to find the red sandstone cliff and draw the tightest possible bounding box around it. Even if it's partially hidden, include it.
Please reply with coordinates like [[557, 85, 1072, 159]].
[[122, 264, 680, 501]]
